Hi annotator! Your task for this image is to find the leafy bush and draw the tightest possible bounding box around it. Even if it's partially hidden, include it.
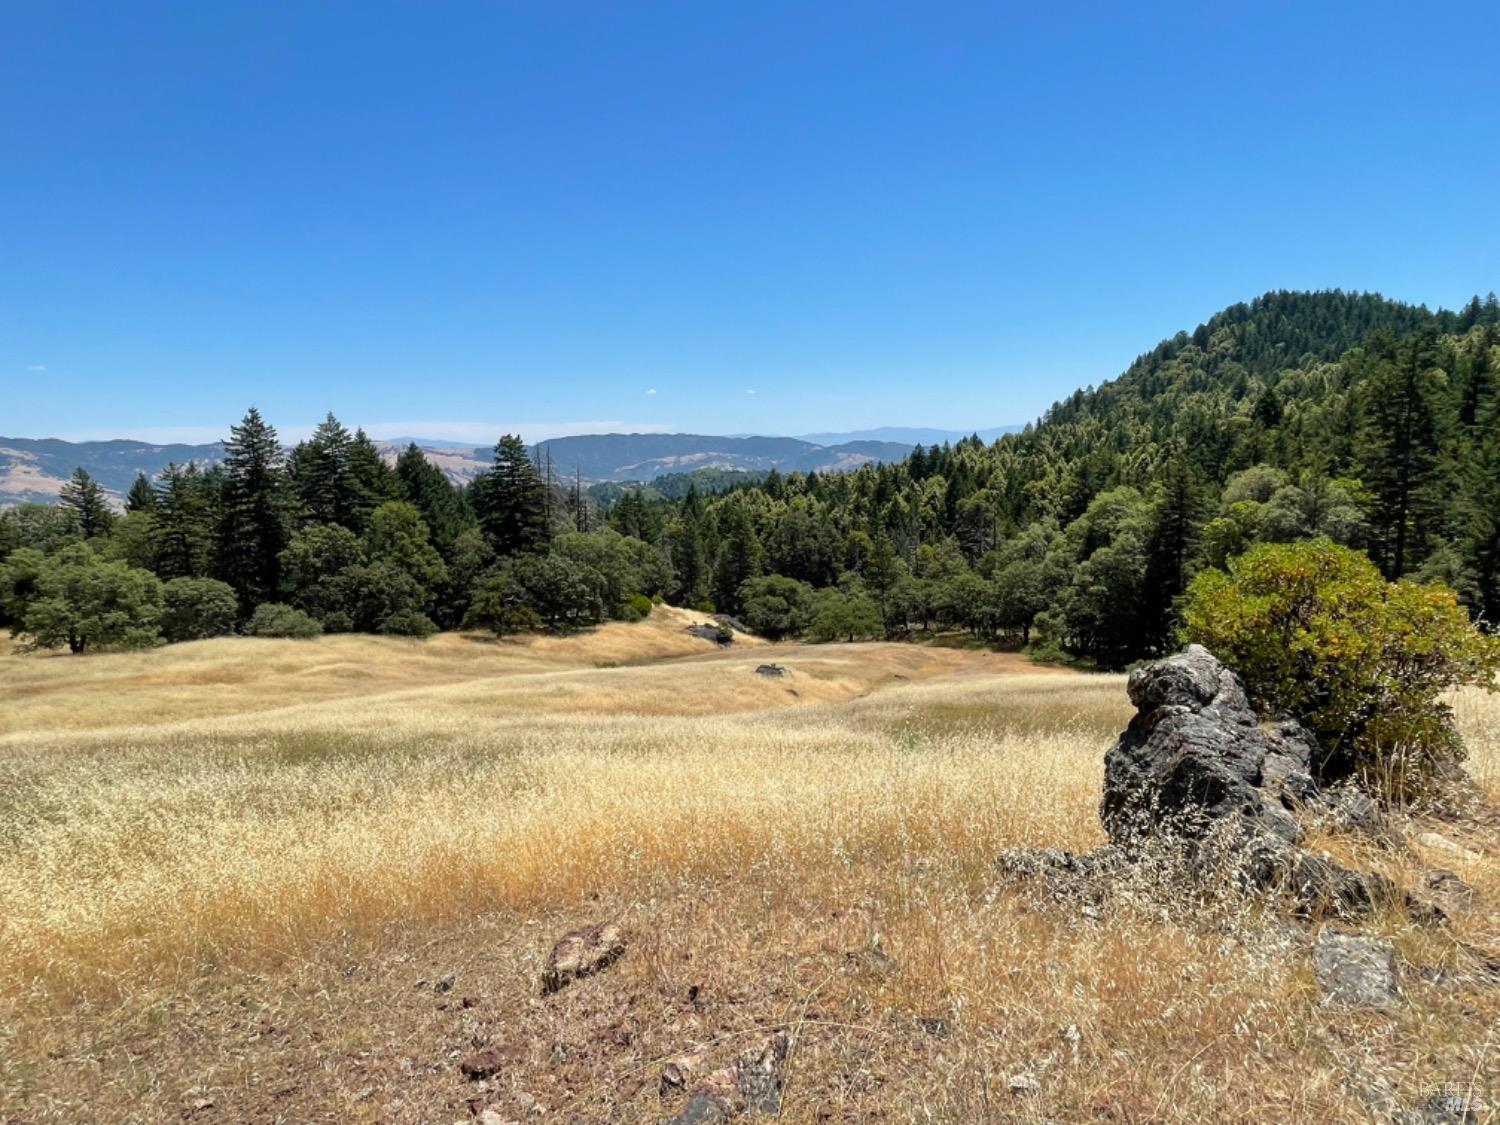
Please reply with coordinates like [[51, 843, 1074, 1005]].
[[808, 589, 882, 643], [245, 602, 323, 639], [509, 554, 606, 629], [377, 609, 437, 637], [160, 577, 238, 642], [738, 574, 815, 639], [1183, 539, 1500, 797], [615, 592, 654, 623], [462, 569, 539, 636], [320, 611, 354, 634]]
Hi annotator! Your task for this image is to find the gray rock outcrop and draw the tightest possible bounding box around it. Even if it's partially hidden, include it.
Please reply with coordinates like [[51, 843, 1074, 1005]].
[[1100, 645, 1318, 863], [1312, 927, 1401, 1009]]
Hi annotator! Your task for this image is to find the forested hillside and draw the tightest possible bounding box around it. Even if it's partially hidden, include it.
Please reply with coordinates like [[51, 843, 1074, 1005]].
[[631, 290, 1500, 664], [2, 290, 1496, 662]]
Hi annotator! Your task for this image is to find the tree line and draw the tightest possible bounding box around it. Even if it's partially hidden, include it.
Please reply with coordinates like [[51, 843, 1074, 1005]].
[[2, 289, 1497, 662], [0, 412, 672, 650]]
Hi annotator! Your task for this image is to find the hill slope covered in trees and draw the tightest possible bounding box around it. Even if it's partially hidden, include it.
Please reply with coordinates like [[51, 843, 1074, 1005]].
[[3, 290, 1496, 664], [635, 289, 1500, 664]]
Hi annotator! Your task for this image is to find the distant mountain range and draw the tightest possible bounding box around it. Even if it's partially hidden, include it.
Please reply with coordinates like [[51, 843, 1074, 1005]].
[[0, 427, 1014, 508]]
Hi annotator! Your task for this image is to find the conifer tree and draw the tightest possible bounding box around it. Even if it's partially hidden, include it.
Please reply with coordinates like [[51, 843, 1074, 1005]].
[[217, 407, 288, 607], [472, 435, 550, 556], [1356, 329, 1446, 577], [58, 467, 114, 538], [395, 443, 470, 554], [1143, 449, 1208, 651], [125, 472, 157, 514], [290, 412, 354, 525], [711, 499, 763, 614], [1461, 357, 1500, 623], [154, 463, 216, 579], [348, 430, 401, 527]]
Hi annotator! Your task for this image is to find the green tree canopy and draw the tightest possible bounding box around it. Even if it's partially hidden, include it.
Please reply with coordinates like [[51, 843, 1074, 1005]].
[[16, 542, 163, 653]]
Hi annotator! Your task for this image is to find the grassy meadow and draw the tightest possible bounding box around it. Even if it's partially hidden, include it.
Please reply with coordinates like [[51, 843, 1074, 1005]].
[[1, 608, 1497, 1122]]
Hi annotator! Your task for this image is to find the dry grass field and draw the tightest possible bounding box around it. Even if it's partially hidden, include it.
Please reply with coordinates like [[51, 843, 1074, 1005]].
[[1, 607, 1497, 1122]]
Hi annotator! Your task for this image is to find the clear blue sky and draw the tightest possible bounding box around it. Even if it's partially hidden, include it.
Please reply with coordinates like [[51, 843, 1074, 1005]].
[[3, 1, 1497, 444]]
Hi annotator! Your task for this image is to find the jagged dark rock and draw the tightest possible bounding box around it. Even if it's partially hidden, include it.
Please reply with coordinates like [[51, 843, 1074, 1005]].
[[1101, 645, 1316, 857], [665, 1032, 790, 1124], [1290, 852, 1398, 920]]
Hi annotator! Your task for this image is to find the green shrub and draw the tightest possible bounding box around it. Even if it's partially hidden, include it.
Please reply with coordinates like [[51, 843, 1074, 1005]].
[[1183, 539, 1500, 798], [615, 592, 654, 623], [378, 609, 437, 637], [462, 569, 542, 636], [245, 602, 323, 639], [808, 590, 882, 643], [320, 611, 354, 634], [160, 577, 238, 642], [738, 574, 815, 639]]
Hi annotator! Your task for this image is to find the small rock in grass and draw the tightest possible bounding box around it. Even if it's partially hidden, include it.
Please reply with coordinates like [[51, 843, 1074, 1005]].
[[844, 938, 898, 977], [665, 1032, 790, 1123], [1312, 927, 1400, 1010], [459, 1049, 505, 1080], [661, 1050, 705, 1095], [541, 922, 627, 994], [1008, 1073, 1040, 1096]]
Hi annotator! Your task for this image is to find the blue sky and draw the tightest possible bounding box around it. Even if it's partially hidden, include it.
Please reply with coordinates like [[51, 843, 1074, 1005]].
[[2, 1, 1497, 445]]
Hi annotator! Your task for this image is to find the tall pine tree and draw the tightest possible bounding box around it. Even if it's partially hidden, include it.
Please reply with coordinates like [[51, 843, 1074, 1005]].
[[154, 462, 216, 579], [347, 429, 402, 532], [1356, 329, 1445, 577], [290, 412, 354, 525], [125, 472, 157, 514], [395, 443, 470, 555], [472, 435, 550, 556], [58, 467, 114, 538], [217, 407, 288, 607]]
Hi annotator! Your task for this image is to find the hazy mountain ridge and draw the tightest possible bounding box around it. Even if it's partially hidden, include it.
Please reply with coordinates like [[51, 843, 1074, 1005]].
[[0, 431, 923, 508], [531, 432, 916, 483], [0, 437, 228, 508]]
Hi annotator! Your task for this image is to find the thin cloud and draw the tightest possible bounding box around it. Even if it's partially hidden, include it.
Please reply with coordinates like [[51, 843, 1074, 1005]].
[[745, 389, 758, 396], [27, 365, 47, 372], [645, 388, 657, 396]]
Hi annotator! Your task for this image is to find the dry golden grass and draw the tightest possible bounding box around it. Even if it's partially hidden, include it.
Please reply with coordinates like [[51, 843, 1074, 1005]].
[[0, 614, 1496, 1122]]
